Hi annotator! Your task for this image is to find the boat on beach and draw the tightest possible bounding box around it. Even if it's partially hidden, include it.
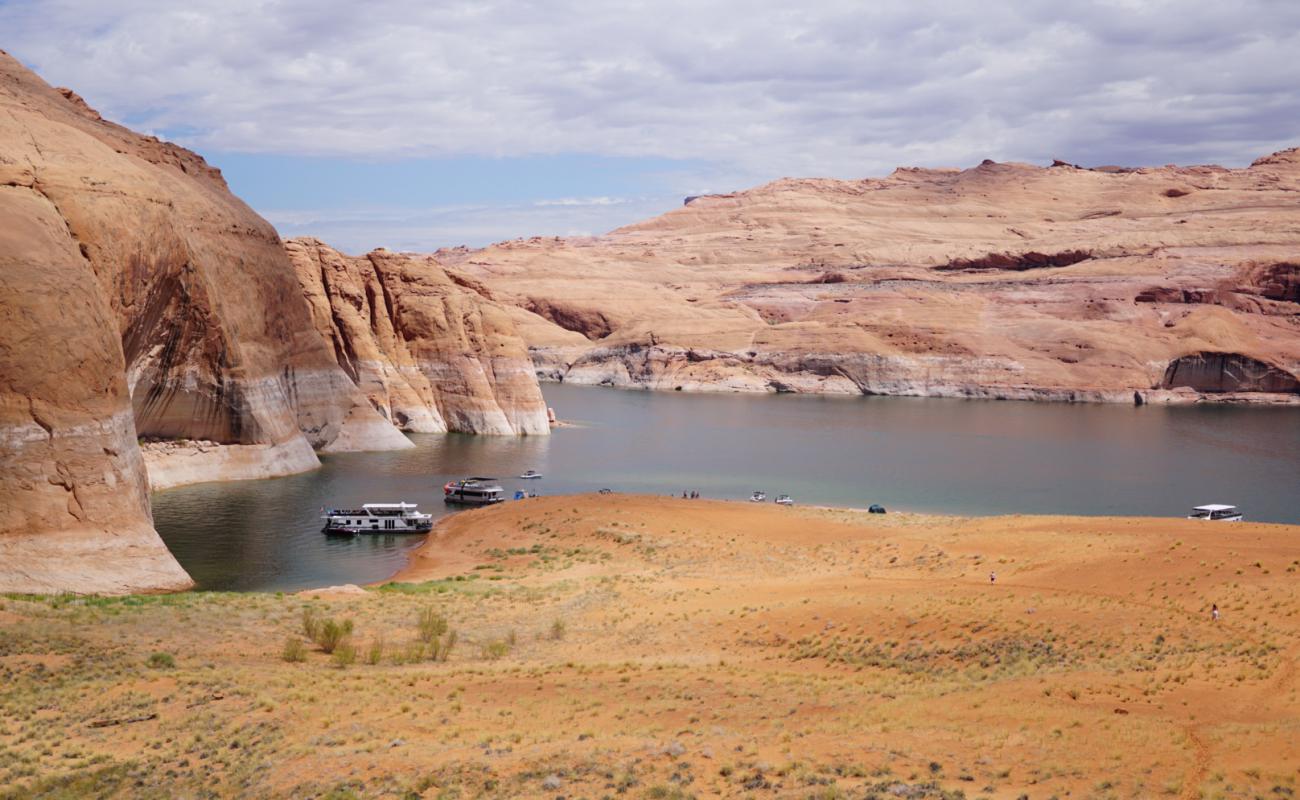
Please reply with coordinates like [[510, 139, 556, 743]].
[[444, 477, 506, 506], [775, 494, 793, 506], [321, 503, 433, 535], [1188, 504, 1244, 521], [750, 491, 766, 502]]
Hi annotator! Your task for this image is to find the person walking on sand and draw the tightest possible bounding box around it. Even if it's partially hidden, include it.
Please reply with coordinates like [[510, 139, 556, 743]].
[[989, 571, 996, 584], [1212, 603, 1220, 622]]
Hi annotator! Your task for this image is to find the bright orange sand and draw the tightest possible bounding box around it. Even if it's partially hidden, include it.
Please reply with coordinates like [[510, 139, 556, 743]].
[[2, 495, 1297, 798]]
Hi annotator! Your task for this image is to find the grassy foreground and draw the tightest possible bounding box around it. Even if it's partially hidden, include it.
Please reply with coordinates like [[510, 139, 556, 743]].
[[2, 495, 1298, 799]]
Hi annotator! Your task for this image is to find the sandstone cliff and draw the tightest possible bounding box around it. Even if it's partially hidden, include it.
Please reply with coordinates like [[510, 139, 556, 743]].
[[286, 239, 550, 435], [0, 52, 541, 594], [444, 152, 1300, 403]]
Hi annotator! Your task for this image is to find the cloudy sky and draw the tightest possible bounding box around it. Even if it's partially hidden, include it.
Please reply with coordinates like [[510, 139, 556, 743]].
[[3, 0, 1298, 252]]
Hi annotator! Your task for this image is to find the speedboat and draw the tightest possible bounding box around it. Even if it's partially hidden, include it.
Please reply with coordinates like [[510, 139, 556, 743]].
[[444, 477, 506, 506], [1187, 504, 1244, 521], [321, 502, 433, 535], [519, 469, 542, 480], [750, 491, 766, 502], [775, 494, 793, 506]]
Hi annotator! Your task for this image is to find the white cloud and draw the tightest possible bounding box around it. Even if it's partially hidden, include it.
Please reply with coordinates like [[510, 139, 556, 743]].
[[3, 0, 1298, 198]]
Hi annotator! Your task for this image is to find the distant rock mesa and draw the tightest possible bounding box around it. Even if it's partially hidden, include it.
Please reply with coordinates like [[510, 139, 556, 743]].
[[443, 151, 1300, 404]]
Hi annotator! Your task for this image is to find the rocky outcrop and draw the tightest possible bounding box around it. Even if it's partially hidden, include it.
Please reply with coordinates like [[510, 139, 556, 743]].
[[2, 52, 542, 594], [286, 239, 550, 436], [445, 149, 1300, 404], [1159, 353, 1299, 394]]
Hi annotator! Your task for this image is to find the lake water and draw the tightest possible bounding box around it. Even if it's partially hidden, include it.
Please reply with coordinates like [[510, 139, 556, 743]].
[[152, 383, 1300, 591]]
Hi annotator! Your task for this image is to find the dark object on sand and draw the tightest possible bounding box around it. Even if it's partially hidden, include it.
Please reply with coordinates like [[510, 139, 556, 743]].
[[868, 504, 886, 514]]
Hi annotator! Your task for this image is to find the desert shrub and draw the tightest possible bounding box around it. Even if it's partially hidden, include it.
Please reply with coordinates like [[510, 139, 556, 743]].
[[146, 652, 175, 669], [332, 640, 357, 668], [302, 607, 322, 641], [429, 630, 458, 662], [506, 629, 518, 648], [315, 618, 354, 654], [367, 636, 385, 665], [481, 640, 510, 660], [417, 607, 449, 643], [550, 618, 567, 641], [282, 637, 307, 663]]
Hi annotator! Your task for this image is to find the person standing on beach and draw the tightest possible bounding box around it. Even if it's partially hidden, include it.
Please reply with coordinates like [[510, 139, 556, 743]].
[[989, 571, 996, 584], [1212, 603, 1220, 622]]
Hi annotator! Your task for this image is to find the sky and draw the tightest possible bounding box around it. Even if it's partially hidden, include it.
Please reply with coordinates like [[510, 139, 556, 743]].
[[2, 0, 1298, 253]]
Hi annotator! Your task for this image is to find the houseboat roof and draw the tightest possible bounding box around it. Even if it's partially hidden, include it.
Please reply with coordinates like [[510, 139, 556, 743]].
[[1193, 504, 1238, 512], [362, 502, 420, 511]]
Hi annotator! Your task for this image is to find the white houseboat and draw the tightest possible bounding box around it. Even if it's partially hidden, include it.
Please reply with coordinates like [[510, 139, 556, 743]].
[[321, 503, 433, 535], [1187, 504, 1244, 522], [444, 477, 506, 506]]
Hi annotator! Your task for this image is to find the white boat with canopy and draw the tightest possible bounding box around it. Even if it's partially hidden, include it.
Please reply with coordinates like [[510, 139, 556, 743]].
[[321, 502, 433, 535], [1187, 504, 1244, 521]]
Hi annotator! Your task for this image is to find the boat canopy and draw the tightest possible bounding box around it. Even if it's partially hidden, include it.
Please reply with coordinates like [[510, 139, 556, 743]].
[[363, 502, 419, 511], [1192, 504, 1238, 512]]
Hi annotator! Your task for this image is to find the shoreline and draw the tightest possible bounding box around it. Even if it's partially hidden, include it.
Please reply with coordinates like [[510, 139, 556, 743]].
[[386, 492, 1299, 586], [9, 486, 1300, 797]]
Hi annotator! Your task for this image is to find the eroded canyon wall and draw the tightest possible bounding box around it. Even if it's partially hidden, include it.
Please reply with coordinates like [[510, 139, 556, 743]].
[[286, 239, 550, 436], [0, 52, 544, 594], [442, 151, 1300, 404]]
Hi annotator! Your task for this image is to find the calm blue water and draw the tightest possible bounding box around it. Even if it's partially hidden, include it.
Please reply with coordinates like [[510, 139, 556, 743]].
[[152, 384, 1300, 591]]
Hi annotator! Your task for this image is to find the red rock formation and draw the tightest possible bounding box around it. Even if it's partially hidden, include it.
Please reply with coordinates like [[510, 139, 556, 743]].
[[2, 52, 466, 592], [287, 239, 550, 435], [447, 150, 1300, 404]]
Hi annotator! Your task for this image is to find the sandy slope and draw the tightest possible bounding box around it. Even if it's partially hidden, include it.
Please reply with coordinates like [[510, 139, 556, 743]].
[[2, 495, 1297, 798]]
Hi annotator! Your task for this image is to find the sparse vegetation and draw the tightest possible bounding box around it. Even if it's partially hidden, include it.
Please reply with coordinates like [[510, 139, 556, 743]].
[[281, 637, 307, 662], [0, 497, 1293, 798]]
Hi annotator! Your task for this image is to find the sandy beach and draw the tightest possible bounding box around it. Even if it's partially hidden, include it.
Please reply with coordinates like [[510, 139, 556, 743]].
[[3, 494, 1298, 798]]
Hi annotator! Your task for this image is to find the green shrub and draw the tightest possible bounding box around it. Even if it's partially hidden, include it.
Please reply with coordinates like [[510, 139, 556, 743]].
[[481, 640, 510, 660], [417, 607, 448, 643], [366, 636, 385, 666], [302, 607, 322, 641], [550, 618, 566, 641], [146, 652, 175, 669], [315, 618, 354, 654], [332, 640, 357, 668], [429, 630, 457, 663], [282, 637, 307, 663]]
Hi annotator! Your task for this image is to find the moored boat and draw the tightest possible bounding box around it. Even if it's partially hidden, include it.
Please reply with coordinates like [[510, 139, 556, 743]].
[[520, 469, 542, 479], [444, 477, 506, 506], [1187, 504, 1244, 521], [750, 491, 766, 502], [321, 502, 433, 535], [775, 494, 793, 506]]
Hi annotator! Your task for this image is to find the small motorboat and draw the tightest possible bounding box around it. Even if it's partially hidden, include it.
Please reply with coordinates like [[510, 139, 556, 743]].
[[750, 491, 767, 502], [519, 469, 542, 480], [775, 494, 793, 506], [869, 504, 886, 514], [1187, 504, 1244, 521]]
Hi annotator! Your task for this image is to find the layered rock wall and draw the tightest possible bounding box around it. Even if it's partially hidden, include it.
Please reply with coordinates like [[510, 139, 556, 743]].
[[287, 239, 550, 435], [0, 52, 544, 594], [446, 151, 1300, 404]]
